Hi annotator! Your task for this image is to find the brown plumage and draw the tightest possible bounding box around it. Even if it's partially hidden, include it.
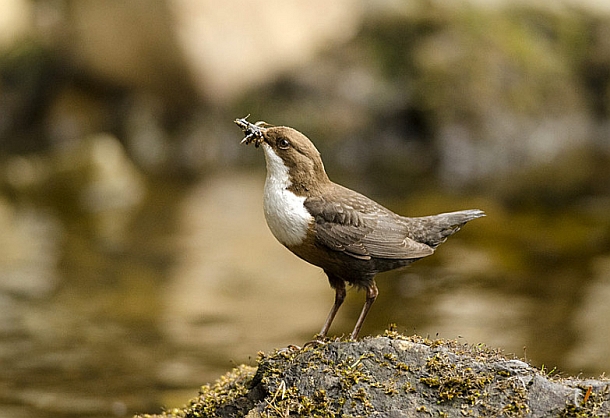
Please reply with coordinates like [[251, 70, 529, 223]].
[[235, 116, 485, 339]]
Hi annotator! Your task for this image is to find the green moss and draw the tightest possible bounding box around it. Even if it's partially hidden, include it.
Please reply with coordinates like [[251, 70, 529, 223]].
[[558, 385, 609, 417], [403, 382, 416, 393], [416, 405, 428, 413], [418, 350, 529, 414], [137, 332, 610, 418]]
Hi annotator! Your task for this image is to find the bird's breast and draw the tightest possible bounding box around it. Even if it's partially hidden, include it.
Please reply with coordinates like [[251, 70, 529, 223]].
[[263, 178, 312, 247], [262, 144, 313, 247]]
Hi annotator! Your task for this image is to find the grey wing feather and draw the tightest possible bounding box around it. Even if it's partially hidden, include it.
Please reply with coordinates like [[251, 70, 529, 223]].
[[360, 224, 434, 259], [305, 196, 434, 261]]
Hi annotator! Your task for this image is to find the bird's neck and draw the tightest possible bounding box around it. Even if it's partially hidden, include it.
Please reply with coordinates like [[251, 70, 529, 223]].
[[262, 144, 330, 198]]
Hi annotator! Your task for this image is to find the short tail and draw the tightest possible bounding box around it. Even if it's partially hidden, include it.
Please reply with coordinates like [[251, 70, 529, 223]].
[[406, 209, 485, 248]]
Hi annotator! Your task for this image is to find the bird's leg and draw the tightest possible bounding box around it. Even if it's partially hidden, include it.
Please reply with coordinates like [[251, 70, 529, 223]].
[[318, 280, 346, 338], [350, 281, 379, 340]]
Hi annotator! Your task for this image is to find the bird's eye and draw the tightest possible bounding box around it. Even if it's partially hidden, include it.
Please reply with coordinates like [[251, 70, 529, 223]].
[[277, 138, 290, 149]]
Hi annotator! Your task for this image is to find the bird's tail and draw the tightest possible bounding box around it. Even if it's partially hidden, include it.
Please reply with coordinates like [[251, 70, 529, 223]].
[[406, 209, 485, 248]]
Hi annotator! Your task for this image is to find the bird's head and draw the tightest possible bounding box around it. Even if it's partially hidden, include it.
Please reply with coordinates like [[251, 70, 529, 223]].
[[235, 116, 329, 193]]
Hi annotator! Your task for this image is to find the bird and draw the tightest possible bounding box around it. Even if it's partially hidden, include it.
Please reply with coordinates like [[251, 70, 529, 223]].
[[235, 116, 485, 340]]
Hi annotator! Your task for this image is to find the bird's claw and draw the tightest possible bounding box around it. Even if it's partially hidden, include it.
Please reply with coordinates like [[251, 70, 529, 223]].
[[303, 338, 326, 349], [276, 344, 302, 354]]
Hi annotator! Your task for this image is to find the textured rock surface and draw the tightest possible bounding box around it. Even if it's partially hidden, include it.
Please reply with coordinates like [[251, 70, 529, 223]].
[[136, 332, 610, 417]]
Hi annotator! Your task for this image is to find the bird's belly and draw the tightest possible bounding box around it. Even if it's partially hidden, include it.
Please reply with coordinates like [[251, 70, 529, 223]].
[[263, 182, 312, 247], [291, 242, 416, 285]]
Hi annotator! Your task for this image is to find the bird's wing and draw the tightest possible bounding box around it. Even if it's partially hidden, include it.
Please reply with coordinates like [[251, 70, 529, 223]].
[[304, 195, 434, 261]]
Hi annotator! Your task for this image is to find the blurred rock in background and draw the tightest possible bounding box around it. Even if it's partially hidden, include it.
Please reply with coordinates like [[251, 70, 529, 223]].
[[2, 0, 610, 189]]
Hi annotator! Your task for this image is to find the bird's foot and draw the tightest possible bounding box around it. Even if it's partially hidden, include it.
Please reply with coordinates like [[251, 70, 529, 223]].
[[302, 335, 330, 349], [276, 344, 302, 354]]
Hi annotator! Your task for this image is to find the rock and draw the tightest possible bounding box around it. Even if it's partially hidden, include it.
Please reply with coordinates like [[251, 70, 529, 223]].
[[135, 331, 610, 417]]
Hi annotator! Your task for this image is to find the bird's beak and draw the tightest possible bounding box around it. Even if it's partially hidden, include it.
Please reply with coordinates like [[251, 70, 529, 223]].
[[234, 115, 269, 148]]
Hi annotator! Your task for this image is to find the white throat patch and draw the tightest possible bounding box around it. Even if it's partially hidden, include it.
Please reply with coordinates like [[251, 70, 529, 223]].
[[261, 144, 312, 247]]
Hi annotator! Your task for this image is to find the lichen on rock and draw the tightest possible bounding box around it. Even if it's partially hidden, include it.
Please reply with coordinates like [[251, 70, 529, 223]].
[[136, 331, 610, 417]]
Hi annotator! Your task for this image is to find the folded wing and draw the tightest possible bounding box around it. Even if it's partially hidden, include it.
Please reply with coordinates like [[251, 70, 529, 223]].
[[304, 194, 434, 261]]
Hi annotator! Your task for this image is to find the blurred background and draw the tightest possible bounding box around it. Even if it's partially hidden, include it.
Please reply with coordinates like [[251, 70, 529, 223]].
[[1, 0, 610, 416]]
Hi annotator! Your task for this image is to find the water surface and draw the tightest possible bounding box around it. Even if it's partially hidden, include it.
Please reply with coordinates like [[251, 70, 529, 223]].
[[1, 167, 608, 417]]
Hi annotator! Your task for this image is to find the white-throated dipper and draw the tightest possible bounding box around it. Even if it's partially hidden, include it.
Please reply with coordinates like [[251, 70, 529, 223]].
[[235, 116, 485, 340]]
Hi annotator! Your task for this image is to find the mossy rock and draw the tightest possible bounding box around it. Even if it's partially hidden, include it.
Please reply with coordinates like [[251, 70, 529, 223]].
[[136, 332, 610, 417]]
